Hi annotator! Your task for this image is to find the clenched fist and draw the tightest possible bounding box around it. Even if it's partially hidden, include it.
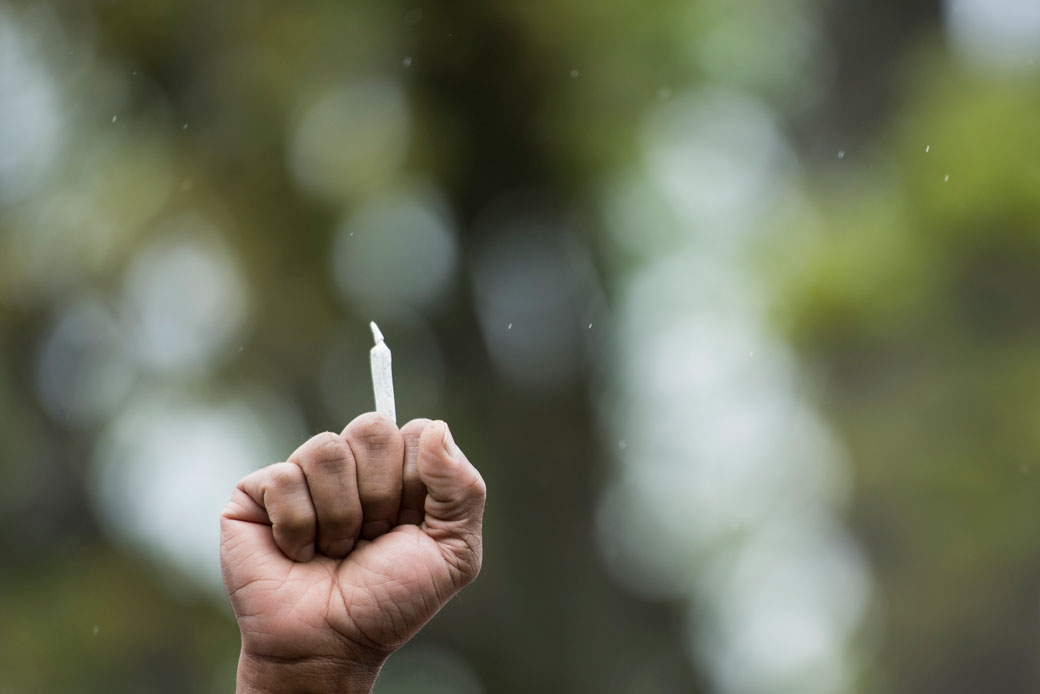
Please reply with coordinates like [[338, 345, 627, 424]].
[[220, 414, 486, 694]]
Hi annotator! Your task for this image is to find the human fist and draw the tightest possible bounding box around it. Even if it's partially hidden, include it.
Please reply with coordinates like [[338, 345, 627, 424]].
[[219, 414, 486, 694]]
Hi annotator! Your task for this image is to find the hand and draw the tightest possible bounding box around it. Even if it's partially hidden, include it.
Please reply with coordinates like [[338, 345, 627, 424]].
[[220, 414, 486, 694]]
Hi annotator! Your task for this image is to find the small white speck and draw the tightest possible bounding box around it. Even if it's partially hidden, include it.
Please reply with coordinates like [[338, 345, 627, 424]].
[[182, 122, 189, 130], [837, 150, 845, 159], [749, 351, 754, 357], [570, 69, 579, 78], [92, 625, 100, 636], [925, 145, 930, 153], [944, 174, 950, 182], [348, 231, 354, 237], [618, 440, 627, 450], [588, 323, 593, 329], [111, 115, 118, 123], [132, 70, 137, 76], [507, 322, 513, 330], [402, 56, 412, 67]]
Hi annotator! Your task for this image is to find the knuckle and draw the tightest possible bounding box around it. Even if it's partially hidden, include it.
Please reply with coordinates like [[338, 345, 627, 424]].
[[313, 452, 353, 476], [294, 433, 352, 472], [345, 413, 400, 451], [400, 417, 432, 440], [315, 431, 343, 449], [314, 457, 350, 476], [268, 463, 302, 489]]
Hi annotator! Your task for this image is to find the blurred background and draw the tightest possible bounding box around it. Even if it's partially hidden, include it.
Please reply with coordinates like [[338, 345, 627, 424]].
[[1, 0, 1039, 692]]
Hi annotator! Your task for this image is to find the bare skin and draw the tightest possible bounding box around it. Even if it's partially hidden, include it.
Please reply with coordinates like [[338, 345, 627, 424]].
[[220, 413, 487, 694]]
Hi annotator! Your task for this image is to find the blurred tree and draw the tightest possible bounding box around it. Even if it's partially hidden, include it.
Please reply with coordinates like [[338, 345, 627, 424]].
[[776, 54, 1040, 694], [3, 0, 1039, 692]]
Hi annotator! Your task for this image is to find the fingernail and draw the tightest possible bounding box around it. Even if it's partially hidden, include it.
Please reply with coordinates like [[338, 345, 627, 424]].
[[296, 543, 315, 562], [327, 538, 355, 557], [361, 521, 391, 539], [442, 422, 461, 458]]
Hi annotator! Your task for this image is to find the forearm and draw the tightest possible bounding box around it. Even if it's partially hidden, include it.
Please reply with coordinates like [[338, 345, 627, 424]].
[[236, 653, 384, 694]]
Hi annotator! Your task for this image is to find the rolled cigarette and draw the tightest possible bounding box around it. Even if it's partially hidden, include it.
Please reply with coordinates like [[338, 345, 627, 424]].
[[369, 321, 396, 423]]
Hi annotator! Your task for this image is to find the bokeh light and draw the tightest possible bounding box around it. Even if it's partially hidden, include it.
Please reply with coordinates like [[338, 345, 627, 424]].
[[120, 213, 248, 374], [945, 0, 1040, 73], [90, 389, 304, 593], [0, 8, 63, 205], [331, 184, 458, 318], [289, 79, 411, 201], [35, 296, 132, 426], [596, 83, 870, 692]]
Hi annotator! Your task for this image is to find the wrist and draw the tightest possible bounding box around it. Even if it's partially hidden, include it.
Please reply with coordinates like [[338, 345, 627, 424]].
[[236, 652, 385, 694]]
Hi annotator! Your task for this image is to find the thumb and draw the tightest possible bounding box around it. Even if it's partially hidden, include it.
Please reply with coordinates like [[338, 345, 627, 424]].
[[417, 421, 486, 572]]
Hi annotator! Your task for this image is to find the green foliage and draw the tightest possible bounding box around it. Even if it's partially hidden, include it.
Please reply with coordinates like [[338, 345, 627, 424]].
[[775, 49, 1040, 693]]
